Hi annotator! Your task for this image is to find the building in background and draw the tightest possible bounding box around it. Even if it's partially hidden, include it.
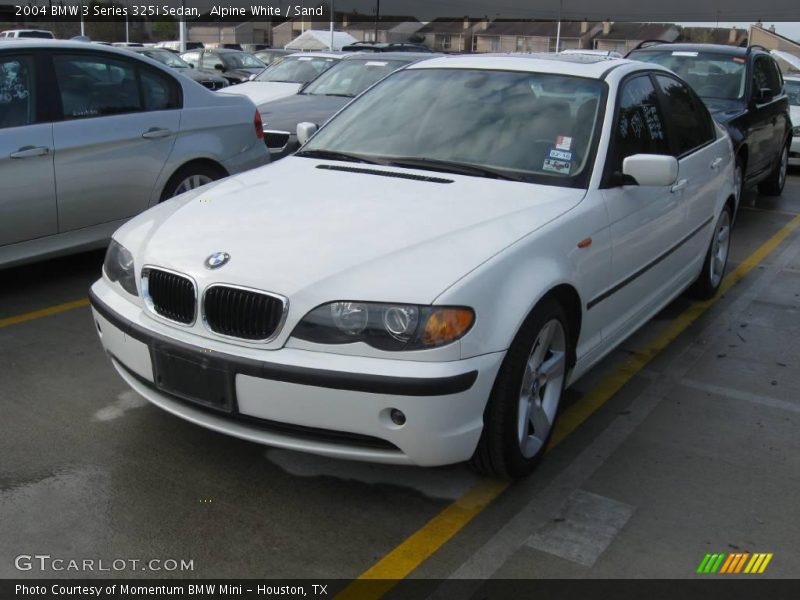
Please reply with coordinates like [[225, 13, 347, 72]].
[[748, 23, 800, 72], [592, 21, 679, 54], [678, 26, 748, 46], [342, 16, 423, 44], [473, 20, 601, 53], [416, 17, 485, 52]]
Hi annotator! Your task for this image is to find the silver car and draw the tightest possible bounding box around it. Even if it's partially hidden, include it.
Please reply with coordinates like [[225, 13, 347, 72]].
[[0, 40, 269, 268]]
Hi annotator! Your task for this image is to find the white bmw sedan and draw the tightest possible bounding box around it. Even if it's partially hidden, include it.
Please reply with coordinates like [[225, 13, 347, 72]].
[[90, 54, 736, 477]]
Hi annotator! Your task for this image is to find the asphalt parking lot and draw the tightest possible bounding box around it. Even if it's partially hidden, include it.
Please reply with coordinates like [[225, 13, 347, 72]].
[[1, 173, 799, 585]]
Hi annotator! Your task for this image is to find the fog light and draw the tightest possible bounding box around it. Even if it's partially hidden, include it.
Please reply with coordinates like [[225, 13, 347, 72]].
[[389, 408, 406, 426]]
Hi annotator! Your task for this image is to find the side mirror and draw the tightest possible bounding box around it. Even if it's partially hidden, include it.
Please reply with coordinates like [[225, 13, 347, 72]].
[[214, 63, 225, 72], [296, 122, 319, 145], [751, 87, 773, 104], [621, 154, 678, 187], [187, 63, 195, 68]]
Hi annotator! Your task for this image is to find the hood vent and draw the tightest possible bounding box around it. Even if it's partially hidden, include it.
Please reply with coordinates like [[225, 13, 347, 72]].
[[316, 164, 453, 184]]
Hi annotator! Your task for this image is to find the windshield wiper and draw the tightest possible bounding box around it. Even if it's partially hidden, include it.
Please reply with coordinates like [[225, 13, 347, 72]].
[[385, 157, 526, 182], [320, 93, 354, 98], [295, 149, 383, 165]]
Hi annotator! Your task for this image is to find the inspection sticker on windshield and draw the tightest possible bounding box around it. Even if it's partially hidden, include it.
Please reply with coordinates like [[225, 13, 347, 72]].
[[549, 149, 573, 161], [555, 135, 572, 151], [672, 51, 699, 57], [365, 61, 388, 66], [543, 158, 571, 174]]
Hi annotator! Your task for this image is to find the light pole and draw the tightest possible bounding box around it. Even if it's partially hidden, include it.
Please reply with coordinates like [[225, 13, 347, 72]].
[[329, 0, 334, 51], [374, 0, 380, 41]]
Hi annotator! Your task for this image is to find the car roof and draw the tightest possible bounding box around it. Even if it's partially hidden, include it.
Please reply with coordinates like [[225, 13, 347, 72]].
[[0, 38, 162, 56], [284, 51, 343, 59], [406, 53, 631, 79], [341, 52, 441, 62], [629, 43, 749, 56]]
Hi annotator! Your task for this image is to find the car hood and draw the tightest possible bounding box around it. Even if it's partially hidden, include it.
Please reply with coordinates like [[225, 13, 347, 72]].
[[117, 158, 585, 307], [218, 81, 303, 104], [702, 97, 746, 123], [177, 68, 226, 84], [259, 94, 349, 132]]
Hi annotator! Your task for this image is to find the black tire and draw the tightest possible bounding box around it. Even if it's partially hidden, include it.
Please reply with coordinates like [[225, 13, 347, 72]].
[[160, 162, 226, 201], [689, 204, 733, 300], [757, 141, 789, 197], [469, 298, 571, 478]]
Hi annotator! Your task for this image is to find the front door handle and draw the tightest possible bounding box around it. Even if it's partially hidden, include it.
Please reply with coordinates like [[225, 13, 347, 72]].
[[10, 146, 49, 159], [141, 128, 173, 139], [671, 178, 688, 194], [710, 157, 723, 170]]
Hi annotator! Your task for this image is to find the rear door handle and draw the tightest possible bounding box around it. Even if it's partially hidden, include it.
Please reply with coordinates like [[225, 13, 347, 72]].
[[141, 128, 173, 139], [10, 146, 49, 159], [710, 157, 723, 170], [671, 178, 688, 194]]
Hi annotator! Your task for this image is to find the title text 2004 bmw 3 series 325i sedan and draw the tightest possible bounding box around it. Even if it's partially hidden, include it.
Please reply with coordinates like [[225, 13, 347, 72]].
[[90, 54, 736, 478]]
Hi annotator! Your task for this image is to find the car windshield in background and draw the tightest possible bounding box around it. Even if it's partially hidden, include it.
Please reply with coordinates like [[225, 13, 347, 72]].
[[141, 49, 190, 69], [302, 59, 408, 97], [18, 31, 53, 38], [255, 55, 337, 83], [222, 52, 265, 69], [629, 50, 746, 100], [785, 79, 800, 106], [301, 68, 604, 185]]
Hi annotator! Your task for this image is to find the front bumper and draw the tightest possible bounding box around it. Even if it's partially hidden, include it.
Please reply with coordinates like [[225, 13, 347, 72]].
[[89, 280, 504, 466]]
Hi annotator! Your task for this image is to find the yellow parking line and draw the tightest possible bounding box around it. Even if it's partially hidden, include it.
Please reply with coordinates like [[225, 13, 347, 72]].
[[338, 213, 800, 600], [0, 298, 89, 329]]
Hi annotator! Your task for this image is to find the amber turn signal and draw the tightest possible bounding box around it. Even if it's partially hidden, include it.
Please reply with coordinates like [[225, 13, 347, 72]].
[[421, 308, 475, 347]]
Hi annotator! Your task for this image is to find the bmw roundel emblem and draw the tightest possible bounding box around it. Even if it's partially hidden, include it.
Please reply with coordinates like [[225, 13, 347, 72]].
[[205, 252, 230, 269]]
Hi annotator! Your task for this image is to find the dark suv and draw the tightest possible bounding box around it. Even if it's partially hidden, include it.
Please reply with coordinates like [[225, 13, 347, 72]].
[[627, 43, 792, 199]]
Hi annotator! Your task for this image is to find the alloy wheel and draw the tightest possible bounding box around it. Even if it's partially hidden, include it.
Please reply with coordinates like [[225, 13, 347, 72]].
[[710, 210, 731, 288]]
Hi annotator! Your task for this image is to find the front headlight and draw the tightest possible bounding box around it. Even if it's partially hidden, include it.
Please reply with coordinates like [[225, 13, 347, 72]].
[[291, 301, 474, 351], [103, 240, 138, 297]]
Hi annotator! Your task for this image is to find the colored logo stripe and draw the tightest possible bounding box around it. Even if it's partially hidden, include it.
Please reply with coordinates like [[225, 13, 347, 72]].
[[699, 552, 773, 574]]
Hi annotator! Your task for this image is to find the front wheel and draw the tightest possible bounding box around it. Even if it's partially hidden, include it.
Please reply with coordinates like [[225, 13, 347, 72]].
[[470, 298, 570, 478], [757, 142, 789, 197], [689, 205, 732, 300]]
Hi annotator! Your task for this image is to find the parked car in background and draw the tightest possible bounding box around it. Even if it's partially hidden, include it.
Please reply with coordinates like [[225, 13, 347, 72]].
[[783, 75, 800, 167], [627, 43, 792, 201], [155, 41, 204, 52], [0, 29, 54, 39], [218, 52, 340, 105], [130, 47, 229, 90], [254, 48, 294, 66], [561, 48, 622, 58], [113, 42, 144, 48], [258, 52, 438, 159], [179, 48, 266, 85], [340, 41, 433, 53], [0, 40, 268, 268], [90, 54, 735, 478]]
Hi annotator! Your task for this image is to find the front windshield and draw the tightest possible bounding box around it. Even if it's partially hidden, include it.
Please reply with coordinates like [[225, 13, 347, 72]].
[[303, 59, 409, 97], [630, 50, 746, 100], [142, 49, 190, 69], [302, 68, 604, 185], [222, 52, 265, 69], [255, 55, 337, 83], [785, 79, 800, 106]]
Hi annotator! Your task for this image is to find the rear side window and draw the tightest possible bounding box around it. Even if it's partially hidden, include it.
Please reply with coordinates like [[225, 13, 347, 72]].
[[53, 54, 179, 119], [655, 75, 715, 156], [607, 75, 670, 176], [0, 55, 35, 129]]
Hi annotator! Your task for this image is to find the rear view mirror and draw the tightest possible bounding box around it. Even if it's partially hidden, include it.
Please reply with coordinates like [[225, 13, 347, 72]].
[[296, 122, 319, 145], [622, 154, 678, 187]]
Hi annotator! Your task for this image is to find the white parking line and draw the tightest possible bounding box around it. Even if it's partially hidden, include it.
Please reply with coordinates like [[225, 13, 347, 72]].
[[679, 378, 800, 415]]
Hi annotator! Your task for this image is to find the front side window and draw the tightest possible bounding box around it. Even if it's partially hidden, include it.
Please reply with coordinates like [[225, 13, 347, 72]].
[[221, 52, 265, 69], [302, 68, 605, 186], [54, 54, 141, 119], [201, 53, 223, 70], [0, 55, 34, 129], [785, 79, 800, 106], [629, 50, 747, 100], [752, 56, 782, 98], [655, 75, 715, 156], [607, 75, 670, 176], [255, 55, 336, 83], [181, 51, 200, 66]]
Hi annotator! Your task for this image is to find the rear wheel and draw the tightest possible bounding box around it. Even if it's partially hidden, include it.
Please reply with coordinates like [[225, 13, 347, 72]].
[[689, 205, 732, 300], [758, 142, 789, 197], [470, 298, 570, 478], [160, 163, 226, 201]]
